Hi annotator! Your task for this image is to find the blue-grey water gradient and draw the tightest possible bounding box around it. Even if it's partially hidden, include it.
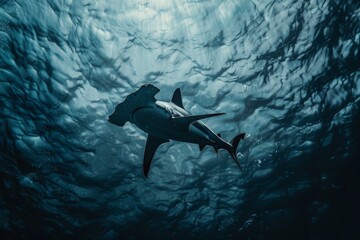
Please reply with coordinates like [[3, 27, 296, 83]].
[[0, 0, 359, 239]]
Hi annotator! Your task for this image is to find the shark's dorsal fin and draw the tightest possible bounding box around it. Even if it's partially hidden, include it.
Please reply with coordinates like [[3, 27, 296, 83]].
[[143, 135, 169, 177], [171, 88, 184, 109], [171, 113, 225, 127]]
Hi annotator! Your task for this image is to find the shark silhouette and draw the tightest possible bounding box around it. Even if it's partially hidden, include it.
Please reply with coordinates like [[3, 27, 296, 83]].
[[108, 84, 245, 177]]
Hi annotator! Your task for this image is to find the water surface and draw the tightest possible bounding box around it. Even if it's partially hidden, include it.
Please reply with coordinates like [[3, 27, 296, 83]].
[[0, 0, 359, 239]]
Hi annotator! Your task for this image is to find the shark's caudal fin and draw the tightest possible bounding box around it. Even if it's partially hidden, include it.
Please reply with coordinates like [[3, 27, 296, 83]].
[[227, 133, 245, 171]]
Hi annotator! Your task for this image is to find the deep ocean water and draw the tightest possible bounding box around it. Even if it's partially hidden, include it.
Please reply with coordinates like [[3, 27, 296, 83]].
[[1, 0, 359, 239]]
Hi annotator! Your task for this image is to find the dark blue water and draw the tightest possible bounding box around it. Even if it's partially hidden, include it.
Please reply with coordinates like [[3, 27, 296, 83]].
[[1, 0, 359, 239]]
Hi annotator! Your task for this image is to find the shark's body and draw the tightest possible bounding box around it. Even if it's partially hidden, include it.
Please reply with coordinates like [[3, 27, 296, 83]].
[[108, 84, 245, 177]]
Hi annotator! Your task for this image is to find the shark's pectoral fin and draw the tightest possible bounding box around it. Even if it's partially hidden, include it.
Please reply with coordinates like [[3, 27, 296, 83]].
[[143, 135, 169, 177], [171, 113, 225, 127], [171, 88, 184, 109], [199, 144, 206, 151]]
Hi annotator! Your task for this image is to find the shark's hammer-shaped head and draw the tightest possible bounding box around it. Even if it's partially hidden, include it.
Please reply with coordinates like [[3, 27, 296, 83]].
[[108, 84, 159, 126]]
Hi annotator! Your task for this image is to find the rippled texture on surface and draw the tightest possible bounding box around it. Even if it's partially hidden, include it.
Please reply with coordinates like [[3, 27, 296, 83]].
[[1, 0, 359, 239]]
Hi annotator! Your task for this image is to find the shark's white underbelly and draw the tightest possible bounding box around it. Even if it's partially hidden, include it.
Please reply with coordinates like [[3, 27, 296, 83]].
[[132, 106, 213, 145]]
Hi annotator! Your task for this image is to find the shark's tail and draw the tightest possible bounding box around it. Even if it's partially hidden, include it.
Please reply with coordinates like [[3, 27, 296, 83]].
[[227, 133, 245, 171]]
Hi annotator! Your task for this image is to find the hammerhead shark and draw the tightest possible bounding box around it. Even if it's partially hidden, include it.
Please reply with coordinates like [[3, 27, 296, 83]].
[[108, 84, 245, 177]]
